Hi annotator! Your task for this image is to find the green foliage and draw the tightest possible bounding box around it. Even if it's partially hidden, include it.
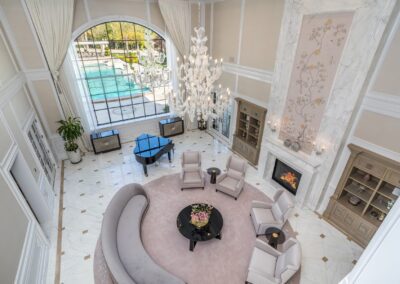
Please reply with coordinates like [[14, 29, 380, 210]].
[[91, 24, 107, 41], [112, 53, 139, 64], [65, 141, 79, 152], [57, 117, 84, 152], [163, 104, 170, 113], [104, 46, 110, 56]]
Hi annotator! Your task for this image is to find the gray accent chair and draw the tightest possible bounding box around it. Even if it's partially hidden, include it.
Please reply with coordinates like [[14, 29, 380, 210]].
[[250, 190, 294, 236], [180, 151, 205, 190], [97, 183, 184, 284], [247, 238, 301, 284], [215, 154, 247, 200]]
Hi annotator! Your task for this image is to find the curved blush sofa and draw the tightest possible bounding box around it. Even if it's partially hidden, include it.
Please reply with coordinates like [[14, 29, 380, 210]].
[[94, 183, 185, 284]]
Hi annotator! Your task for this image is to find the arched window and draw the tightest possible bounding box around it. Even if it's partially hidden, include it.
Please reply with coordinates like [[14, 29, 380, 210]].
[[73, 22, 170, 126]]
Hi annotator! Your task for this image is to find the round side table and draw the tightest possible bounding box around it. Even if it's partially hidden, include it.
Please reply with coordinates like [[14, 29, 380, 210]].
[[265, 227, 285, 249], [207, 167, 221, 184]]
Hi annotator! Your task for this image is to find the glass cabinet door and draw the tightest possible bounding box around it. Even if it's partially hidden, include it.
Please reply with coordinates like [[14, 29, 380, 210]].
[[210, 92, 233, 141], [27, 118, 56, 187]]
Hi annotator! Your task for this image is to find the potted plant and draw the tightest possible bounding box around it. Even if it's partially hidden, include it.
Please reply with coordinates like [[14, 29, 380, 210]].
[[57, 117, 84, 164]]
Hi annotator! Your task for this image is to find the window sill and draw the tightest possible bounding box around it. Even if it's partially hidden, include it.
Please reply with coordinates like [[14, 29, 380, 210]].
[[91, 113, 172, 133]]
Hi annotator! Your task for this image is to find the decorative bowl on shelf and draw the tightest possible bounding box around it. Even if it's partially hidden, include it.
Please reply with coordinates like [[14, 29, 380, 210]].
[[378, 212, 386, 222], [363, 173, 371, 182], [348, 196, 361, 206], [369, 210, 378, 218]]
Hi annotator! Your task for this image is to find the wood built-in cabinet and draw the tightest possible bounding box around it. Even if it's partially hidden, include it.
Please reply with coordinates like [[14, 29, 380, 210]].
[[232, 98, 267, 165], [324, 144, 400, 247]]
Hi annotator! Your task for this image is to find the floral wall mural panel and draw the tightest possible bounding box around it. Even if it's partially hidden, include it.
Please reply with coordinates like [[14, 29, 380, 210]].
[[279, 12, 354, 154]]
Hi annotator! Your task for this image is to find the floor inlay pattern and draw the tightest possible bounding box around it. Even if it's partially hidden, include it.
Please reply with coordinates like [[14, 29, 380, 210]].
[[51, 130, 363, 284]]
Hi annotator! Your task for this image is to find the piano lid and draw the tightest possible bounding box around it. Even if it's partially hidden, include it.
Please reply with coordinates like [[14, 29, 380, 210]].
[[133, 134, 172, 158]]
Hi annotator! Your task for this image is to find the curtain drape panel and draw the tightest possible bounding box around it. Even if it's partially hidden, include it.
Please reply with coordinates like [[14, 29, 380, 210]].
[[25, 0, 91, 151], [159, 0, 191, 57]]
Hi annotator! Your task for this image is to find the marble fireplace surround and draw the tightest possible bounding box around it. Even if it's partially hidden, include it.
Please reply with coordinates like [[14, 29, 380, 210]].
[[259, 0, 396, 212], [260, 137, 322, 207]]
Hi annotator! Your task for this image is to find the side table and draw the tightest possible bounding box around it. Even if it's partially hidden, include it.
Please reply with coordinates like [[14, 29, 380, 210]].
[[207, 167, 221, 184], [265, 227, 285, 249]]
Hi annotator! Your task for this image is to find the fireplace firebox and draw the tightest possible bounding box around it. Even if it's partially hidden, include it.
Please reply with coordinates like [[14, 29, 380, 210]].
[[272, 159, 302, 195]]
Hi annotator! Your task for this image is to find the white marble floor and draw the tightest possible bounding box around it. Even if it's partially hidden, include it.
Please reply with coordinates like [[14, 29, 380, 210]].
[[48, 130, 363, 284]]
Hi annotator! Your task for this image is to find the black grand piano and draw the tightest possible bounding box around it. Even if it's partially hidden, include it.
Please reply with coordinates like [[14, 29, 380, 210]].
[[133, 133, 174, 176]]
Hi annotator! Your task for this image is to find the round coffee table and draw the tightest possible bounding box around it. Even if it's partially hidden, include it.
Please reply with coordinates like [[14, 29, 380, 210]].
[[207, 167, 221, 184], [177, 204, 223, 251], [265, 227, 285, 249]]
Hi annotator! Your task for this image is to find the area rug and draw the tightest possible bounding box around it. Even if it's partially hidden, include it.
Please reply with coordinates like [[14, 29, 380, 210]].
[[94, 173, 300, 284]]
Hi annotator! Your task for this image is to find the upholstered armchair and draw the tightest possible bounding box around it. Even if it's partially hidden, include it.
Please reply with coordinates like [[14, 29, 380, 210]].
[[247, 238, 301, 284], [250, 190, 294, 236], [215, 155, 247, 200], [180, 151, 205, 190]]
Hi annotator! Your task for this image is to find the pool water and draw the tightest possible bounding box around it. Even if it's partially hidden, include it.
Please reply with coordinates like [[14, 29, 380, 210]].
[[82, 63, 149, 101]]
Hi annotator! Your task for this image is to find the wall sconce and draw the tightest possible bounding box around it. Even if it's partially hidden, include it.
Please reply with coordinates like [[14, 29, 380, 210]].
[[267, 119, 279, 132], [313, 142, 325, 155]]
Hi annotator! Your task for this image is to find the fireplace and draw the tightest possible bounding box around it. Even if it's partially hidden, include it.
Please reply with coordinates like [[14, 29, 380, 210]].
[[272, 159, 302, 195]]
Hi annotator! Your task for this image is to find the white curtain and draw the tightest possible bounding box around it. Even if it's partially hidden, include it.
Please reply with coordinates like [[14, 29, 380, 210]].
[[25, 0, 91, 151], [159, 0, 191, 56]]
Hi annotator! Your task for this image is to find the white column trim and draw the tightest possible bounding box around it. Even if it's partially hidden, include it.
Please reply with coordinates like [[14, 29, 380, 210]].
[[236, 0, 246, 65], [234, 0, 246, 93]]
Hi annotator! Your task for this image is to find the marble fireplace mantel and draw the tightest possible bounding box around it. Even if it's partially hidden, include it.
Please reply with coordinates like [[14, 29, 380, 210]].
[[259, 136, 323, 207]]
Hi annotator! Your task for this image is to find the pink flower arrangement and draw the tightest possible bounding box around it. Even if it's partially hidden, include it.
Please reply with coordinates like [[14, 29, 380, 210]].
[[190, 203, 213, 228]]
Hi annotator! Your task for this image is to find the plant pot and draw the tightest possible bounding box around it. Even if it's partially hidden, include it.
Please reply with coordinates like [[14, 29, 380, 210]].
[[67, 149, 82, 164]]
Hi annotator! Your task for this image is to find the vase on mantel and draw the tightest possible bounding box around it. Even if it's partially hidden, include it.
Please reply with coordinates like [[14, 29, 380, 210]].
[[291, 141, 301, 152]]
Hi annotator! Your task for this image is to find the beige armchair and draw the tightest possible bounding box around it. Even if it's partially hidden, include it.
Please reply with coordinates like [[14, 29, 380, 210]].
[[215, 155, 247, 200], [250, 190, 294, 236], [247, 238, 301, 284], [180, 151, 205, 190]]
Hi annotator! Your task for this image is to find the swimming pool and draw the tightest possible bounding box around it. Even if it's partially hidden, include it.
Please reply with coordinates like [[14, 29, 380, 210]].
[[82, 63, 149, 101]]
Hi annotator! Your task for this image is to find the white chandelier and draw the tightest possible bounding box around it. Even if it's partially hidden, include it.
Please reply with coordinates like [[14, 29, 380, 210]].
[[170, 27, 231, 122], [134, 30, 170, 91]]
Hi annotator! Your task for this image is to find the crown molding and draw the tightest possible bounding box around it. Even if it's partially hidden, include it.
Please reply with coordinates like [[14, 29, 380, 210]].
[[231, 91, 268, 109], [222, 62, 273, 84], [363, 91, 400, 118]]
